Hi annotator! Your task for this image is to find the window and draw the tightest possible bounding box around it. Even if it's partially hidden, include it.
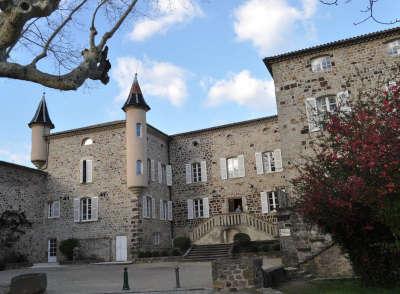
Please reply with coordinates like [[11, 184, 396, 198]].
[[161, 164, 166, 184], [136, 160, 143, 175], [387, 39, 400, 56], [147, 159, 151, 184], [81, 198, 92, 221], [136, 123, 142, 137], [160, 200, 168, 220], [267, 191, 279, 212], [153, 232, 160, 246], [48, 201, 60, 218], [316, 95, 337, 114], [143, 196, 153, 218], [227, 157, 239, 178], [82, 138, 93, 146], [80, 159, 93, 183], [311, 56, 332, 73], [263, 152, 275, 172], [193, 199, 204, 218], [191, 162, 202, 183]]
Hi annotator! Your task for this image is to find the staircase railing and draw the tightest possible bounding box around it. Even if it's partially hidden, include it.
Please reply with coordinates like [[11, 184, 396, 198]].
[[189, 213, 278, 242]]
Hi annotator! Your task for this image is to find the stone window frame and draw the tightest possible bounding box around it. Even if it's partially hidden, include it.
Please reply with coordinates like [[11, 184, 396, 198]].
[[262, 151, 276, 173], [136, 123, 142, 137], [143, 195, 153, 219], [81, 197, 92, 221], [48, 200, 60, 218], [386, 39, 400, 57], [310, 55, 332, 73]]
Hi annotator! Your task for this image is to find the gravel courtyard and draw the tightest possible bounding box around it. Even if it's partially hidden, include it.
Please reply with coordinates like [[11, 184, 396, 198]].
[[0, 262, 213, 294]]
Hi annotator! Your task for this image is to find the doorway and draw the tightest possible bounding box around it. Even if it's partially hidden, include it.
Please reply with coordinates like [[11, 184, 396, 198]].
[[48, 239, 57, 263], [228, 198, 243, 213], [116, 236, 128, 261]]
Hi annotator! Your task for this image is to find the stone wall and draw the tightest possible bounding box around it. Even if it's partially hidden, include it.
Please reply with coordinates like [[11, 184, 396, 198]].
[[0, 161, 47, 262], [212, 257, 264, 291], [169, 117, 284, 242]]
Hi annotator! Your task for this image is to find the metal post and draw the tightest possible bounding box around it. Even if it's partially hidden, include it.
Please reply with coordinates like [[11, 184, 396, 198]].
[[122, 267, 130, 290], [175, 266, 181, 288]]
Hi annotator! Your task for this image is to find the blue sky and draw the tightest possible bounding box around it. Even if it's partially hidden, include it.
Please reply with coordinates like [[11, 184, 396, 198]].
[[1, 0, 400, 166]]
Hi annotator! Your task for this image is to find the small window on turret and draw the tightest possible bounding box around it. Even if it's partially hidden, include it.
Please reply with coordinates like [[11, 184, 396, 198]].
[[136, 123, 142, 137], [136, 160, 143, 175], [82, 138, 93, 146]]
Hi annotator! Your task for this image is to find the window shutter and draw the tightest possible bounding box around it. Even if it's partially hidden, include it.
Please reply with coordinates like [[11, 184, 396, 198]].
[[274, 149, 283, 172], [167, 201, 173, 221], [238, 154, 245, 177], [91, 196, 99, 221], [255, 152, 263, 175], [187, 199, 194, 220], [166, 165, 172, 186], [53, 200, 60, 218], [142, 196, 148, 218], [220, 158, 227, 180], [73, 198, 80, 222], [185, 164, 192, 184], [151, 160, 155, 181], [201, 161, 207, 182], [79, 160, 84, 183], [159, 200, 164, 220], [337, 91, 351, 112], [158, 162, 162, 184], [261, 192, 269, 214], [86, 159, 93, 183], [151, 197, 156, 219], [305, 98, 320, 132], [203, 197, 210, 218]]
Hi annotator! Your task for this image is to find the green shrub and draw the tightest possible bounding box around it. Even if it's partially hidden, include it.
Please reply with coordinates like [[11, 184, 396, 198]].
[[59, 238, 79, 260], [233, 233, 251, 247], [160, 250, 169, 257], [143, 251, 152, 258], [261, 244, 270, 252], [173, 236, 191, 252], [272, 243, 280, 251], [171, 248, 181, 256], [151, 251, 160, 257], [4, 252, 28, 263], [137, 252, 145, 258]]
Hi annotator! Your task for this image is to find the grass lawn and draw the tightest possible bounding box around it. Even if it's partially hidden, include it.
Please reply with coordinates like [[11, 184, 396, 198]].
[[276, 279, 400, 294]]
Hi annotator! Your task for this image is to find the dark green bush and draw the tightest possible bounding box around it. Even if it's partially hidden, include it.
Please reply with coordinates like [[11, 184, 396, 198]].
[[272, 243, 280, 251], [261, 244, 270, 252], [233, 233, 251, 247], [173, 236, 191, 252], [59, 238, 79, 260], [160, 250, 169, 257], [171, 248, 181, 256], [151, 251, 160, 257], [143, 251, 152, 258], [137, 251, 145, 258], [4, 252, 28, 263]]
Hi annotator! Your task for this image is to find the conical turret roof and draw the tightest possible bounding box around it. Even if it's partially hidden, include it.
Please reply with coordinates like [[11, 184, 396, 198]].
[[28, 93, 55, 129], [122, 74, 151, 112]]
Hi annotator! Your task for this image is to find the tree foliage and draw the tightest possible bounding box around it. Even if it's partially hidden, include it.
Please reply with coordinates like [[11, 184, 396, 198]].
[[294, 84, 400, 287], [0, 210, 32, 249]]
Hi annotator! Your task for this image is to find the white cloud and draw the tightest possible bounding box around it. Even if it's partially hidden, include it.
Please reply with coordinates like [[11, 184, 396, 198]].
[[233, 0, 317, 55], [112, 57, 188, 107], [205, 70, 276, 112], [0, 146, 31, 167], [130, 0, 203, 41]]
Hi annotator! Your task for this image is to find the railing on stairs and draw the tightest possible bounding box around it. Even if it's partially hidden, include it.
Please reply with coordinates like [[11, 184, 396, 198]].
[[189, 213, 279, 242]]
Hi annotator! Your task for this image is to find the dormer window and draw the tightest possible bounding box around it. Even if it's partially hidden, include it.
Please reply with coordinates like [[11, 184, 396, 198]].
[[311, 56, 332, 73], [387, 39, 400, 56], [82, 138, 93, 146]]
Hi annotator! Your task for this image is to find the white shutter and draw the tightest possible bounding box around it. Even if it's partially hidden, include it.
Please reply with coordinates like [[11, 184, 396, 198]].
[[167, 201, 173, 221], [151, 160, 155, 181], [53, 200, 60, 218], [305, 98, 320, 132], [159, 200, 164, 220], [201, 161, 207, 182], [203, 197, 209, 218], [337, 91, 351, 112], [238, 154, 245, 177], [166, 165, 172, 186], [91, 196, 99, 221], [142, 196, 148, 218], [158, 162, 162, 184], [86, 159, 93, 183], [185, 164, 192, 184], [79, 160, 84, 183], [220, 158, 227, 180], [274, 149, 283, 172], [73, 197, 80, 222], [255, 152, 264, 175], [187, 199, 194, 220], [261, 192, 269, 214], [152, 197, 156, 219]]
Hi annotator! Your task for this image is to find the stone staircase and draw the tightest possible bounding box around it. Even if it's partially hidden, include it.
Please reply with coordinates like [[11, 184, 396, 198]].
[[183, 244, 231, 261]]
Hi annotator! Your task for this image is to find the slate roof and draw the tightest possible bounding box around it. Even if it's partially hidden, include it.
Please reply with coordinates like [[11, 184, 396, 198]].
[[28, 94, 55, 129], [122, 74, 151, 112]]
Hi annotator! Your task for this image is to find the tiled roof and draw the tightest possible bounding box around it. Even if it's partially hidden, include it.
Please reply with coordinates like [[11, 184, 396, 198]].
[[28, 94, 55, 129], [122, 73, 151, 112]]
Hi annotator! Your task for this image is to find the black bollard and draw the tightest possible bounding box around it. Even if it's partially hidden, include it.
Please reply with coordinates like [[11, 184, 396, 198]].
[[122, 267, 130, 291], [175, 266, 181, 288]]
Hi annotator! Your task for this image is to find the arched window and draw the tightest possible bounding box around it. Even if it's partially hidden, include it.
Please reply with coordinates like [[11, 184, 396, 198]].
[[387, 39, 400, 56], [82, 138, 93, 146], [136, 160, 143, 175], [311, 56, 332, 73]]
